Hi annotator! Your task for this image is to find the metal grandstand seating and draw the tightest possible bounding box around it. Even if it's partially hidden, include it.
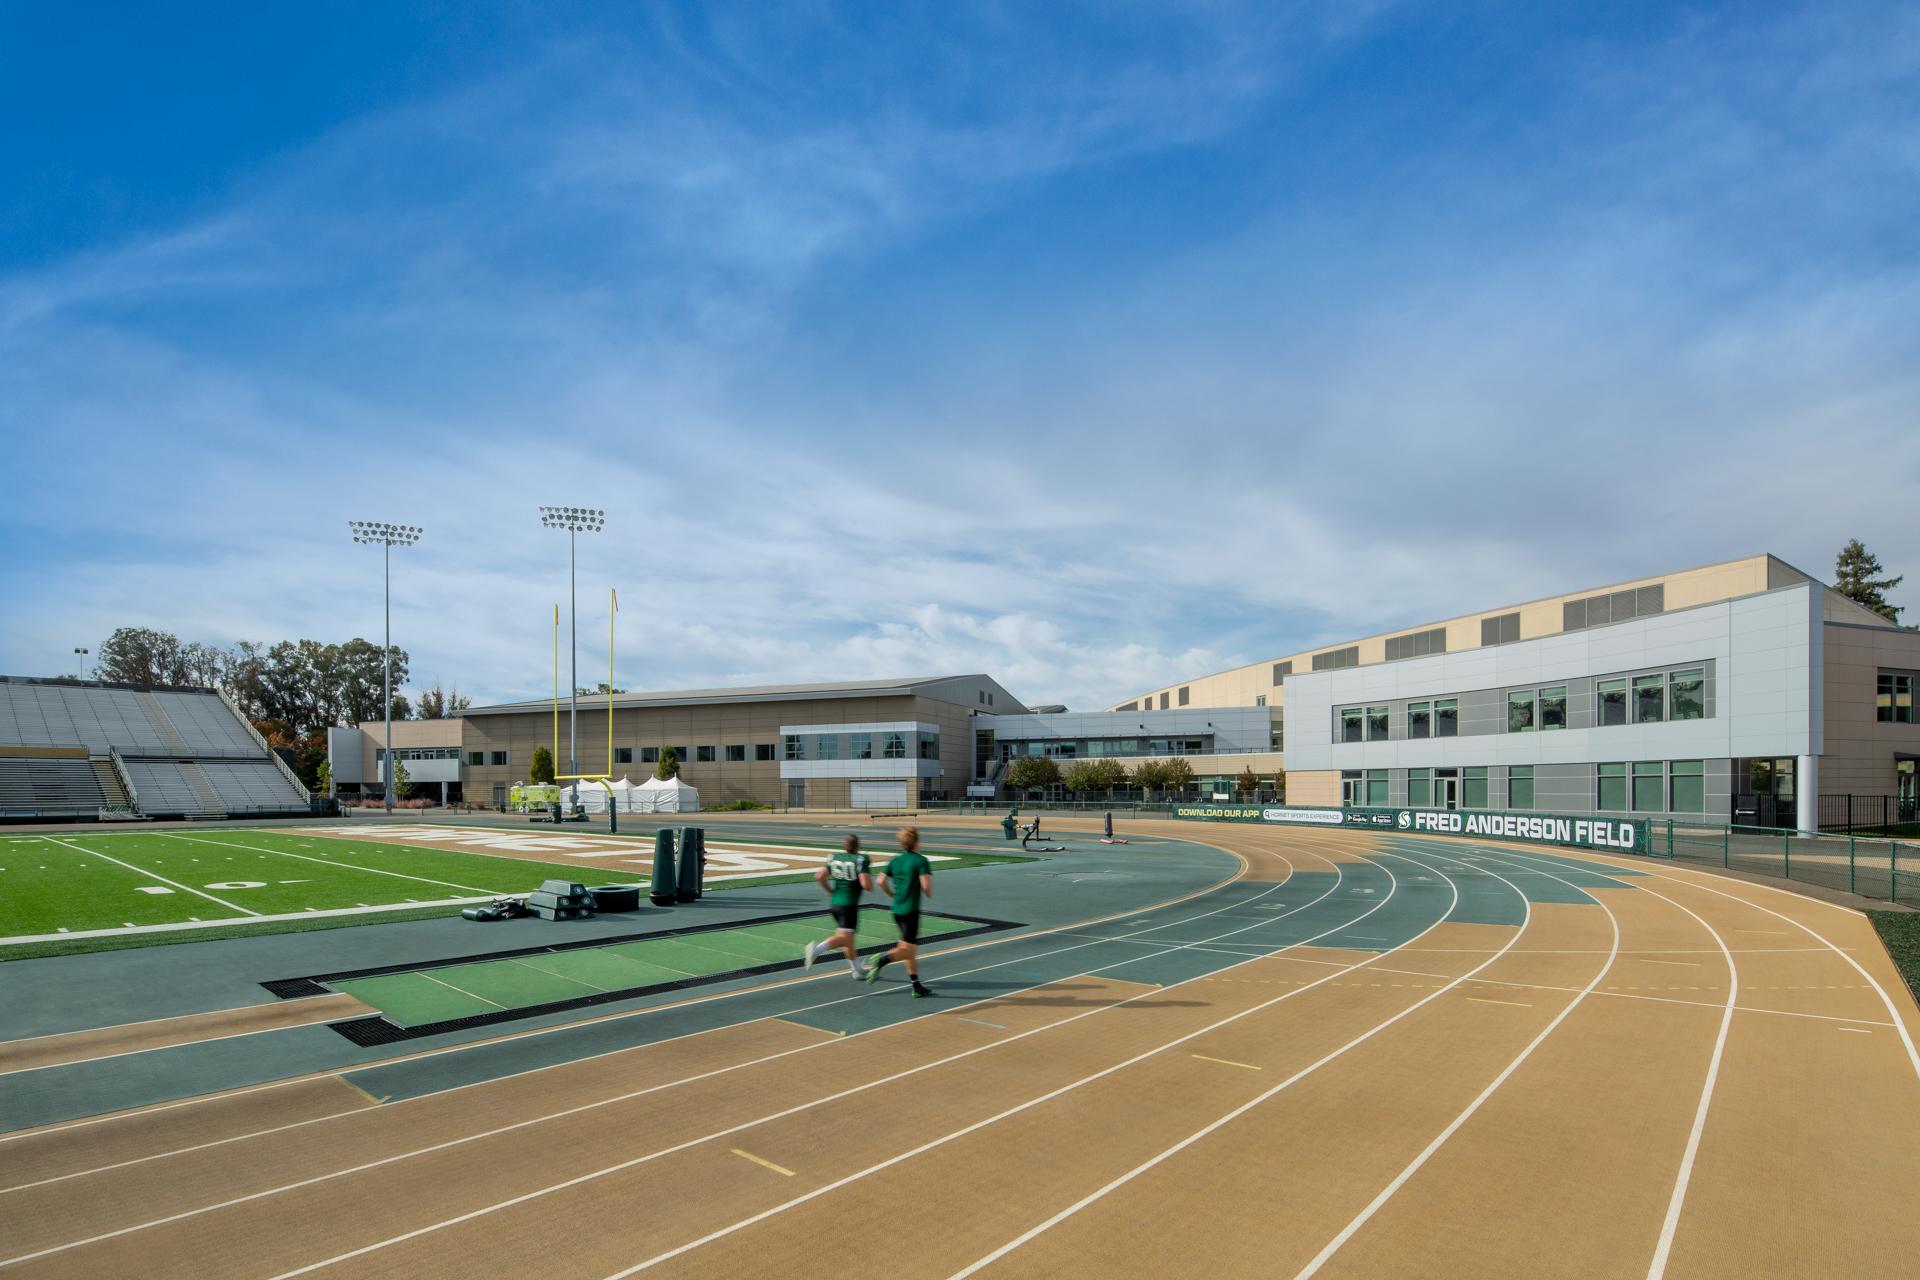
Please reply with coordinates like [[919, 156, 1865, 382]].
[[0, 678, 311, 821]]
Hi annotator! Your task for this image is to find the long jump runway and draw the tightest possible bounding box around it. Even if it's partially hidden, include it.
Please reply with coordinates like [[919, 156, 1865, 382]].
[[0, 818, 1916, 1279]]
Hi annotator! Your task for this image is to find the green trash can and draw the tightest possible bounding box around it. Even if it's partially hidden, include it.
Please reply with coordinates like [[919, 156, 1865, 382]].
[[676, 827, 700, 902], [648, 828, 678, 906], [1001, 812, 1018, 842]]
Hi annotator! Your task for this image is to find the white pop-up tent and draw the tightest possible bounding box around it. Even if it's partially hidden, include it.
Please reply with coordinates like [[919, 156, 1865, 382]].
[[632, 775, 701, 813]]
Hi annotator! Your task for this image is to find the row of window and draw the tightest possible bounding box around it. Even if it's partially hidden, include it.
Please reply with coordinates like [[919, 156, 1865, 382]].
[[1480, 612, 1521, 646], [1880, 672, 1916, 724], [1563, 584, 1664, 631], [1339, 759, 1707, 813], [1337, 666, 1706, 743], [1313, 646, 1360, 671], [782, 731, 939, 762], [1001, 737, 1207, 760], [468, 746, 778, 767], [466, 751, 509, 766], [377, 747, 461, 761]]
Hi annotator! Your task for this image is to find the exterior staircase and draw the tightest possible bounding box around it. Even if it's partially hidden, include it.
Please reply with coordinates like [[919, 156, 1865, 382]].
[[134, 689, 194, 756], [179, 760, 225, 815]]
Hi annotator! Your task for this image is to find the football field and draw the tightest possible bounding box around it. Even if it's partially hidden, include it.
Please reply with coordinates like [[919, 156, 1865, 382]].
[[0, 826, 1023, 958]]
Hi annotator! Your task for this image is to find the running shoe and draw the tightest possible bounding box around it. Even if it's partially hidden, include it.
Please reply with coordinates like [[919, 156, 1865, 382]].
[[865, 955, 890, 984]]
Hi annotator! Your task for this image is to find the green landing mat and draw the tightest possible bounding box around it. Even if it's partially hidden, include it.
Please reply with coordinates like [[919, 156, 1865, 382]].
[[316, 906, 1004, 1037]]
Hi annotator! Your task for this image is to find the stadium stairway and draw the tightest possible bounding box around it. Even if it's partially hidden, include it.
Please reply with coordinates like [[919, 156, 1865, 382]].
[[179, 760, 225, 814], [91, 757, 131, 808], [134, 689, 195, 756]]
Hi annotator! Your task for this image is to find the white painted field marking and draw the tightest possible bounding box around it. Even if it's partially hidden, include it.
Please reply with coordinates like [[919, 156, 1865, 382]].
[[133, 887, 174, 896], [1464, 996, 1533, 1008], [1839, 1027, 1871, 1035], [1191, 1054, 1260, 1070], [0, 831, 1263, 1200], [156, 833, 498, 895], [45, 838, 261, 917]]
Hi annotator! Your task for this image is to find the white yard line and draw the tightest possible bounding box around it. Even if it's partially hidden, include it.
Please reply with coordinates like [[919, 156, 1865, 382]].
[[0, 897, 498, 946], [44, 838, 261, 918], [155, 832, 502, 896]]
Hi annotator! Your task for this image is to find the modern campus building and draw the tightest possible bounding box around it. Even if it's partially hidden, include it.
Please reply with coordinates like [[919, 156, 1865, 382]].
[[316, 552, 1917, 829], [1112, 553, 1919, 832]]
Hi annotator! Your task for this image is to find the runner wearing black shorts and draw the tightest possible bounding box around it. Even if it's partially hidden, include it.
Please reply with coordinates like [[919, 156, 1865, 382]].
[[805, 835, 871, 979], [867, 826, 934, 997]]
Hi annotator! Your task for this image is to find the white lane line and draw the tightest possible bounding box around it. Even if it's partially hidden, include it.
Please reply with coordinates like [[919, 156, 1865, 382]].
[[1464, 997, 1533, 1008], [0, 850, 1330, 1258], [1634, 958, 1700, 967], [730, 1149, 794, 1177], [44, 838, 260, 918], [0, 829, 1265, 1188], [597, 853, 1466, 1280], [1492, 845, 1920, 1083], [1291, 847, 1623, 1279], [1839, 1028, 1872, 1034], [945, 847, 1537, 1280], [251, 856, 1399, 1280], [1191, 1055, 1260, 1071]]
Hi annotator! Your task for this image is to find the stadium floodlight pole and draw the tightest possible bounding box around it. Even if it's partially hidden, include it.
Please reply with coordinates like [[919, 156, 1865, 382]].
[[539, 506, 604, 785], [72, 648, 89, 680], [349, 520, 424, 814]]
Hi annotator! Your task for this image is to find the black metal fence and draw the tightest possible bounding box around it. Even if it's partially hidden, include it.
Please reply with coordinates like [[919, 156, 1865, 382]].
[[1817, 793, 1919, 836]]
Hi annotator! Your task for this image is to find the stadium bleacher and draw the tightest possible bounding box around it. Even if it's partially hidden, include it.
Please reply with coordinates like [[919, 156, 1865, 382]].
[[0, 677, 311, 822]]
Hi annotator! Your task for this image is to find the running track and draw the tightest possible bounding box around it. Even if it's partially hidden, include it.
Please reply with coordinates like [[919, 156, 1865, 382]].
[[1, 816, 1916, 1279]]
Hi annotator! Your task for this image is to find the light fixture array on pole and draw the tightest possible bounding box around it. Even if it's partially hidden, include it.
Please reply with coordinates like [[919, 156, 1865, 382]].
[[539, 506, 604, 788], [72, 648, 89, 680], [349, 520, 423, 814]]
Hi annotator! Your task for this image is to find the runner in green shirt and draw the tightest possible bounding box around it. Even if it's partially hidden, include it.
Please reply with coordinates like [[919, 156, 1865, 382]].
[[805, 834, 871, 979], [866, 826, 934, 997]]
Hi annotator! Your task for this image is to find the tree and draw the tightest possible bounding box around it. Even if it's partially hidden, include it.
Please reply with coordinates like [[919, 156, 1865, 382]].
[[1063, 761, 1104, 795], [578, 683, 627, 695], [94, 627, 186, 686], [179, 641, 226, 689], [1835, 539, 1905, 623], [1163, 757, 1196, 795], [1272, 768, 1287, 799], [656, 746, 681, 780], [1131, 759, 1172, 796], [530, 745, 556, 784], [415, 683, 472, 720], [316, 757, 333, 797], [392, 760, 413, 801], [1236, 767, 1261, 797], [387, 693, 412, 721], [1005, 756, 1061, 795], [295, 741, 327, 792]]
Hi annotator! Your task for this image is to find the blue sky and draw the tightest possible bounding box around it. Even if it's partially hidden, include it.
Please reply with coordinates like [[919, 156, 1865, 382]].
[[2, 1, 1915, 708]]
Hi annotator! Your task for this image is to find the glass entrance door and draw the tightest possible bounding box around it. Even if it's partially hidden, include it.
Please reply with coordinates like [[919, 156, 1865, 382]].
[[1435, 773, 1459, 811]]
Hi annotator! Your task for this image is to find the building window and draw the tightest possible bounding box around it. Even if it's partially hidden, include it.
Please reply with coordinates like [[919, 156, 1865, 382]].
[[1670, 760, 1704, 813], [466, 751, 485, 766], [850, 733, 873, 760], [1159, 693, 1170, 710], [1632, 761, 1663, 811], [1367, 706, 1390, 741], [1539, 686, 1567, 731], [1254, 695, 1266, 707], [755, 743, 776, 761], [1634, 674, 1664, 724], [614, 747, 633, 764], [1340, 708, 1363, 744], [1312, 646, 1360, 671], [1597, 679, 1628, 727], [1178, 686, 1190, 706], [1408, 701, 1431, 739], [1879, 672, 1916, 723], [1671, 669, 1705, 721], [1272, 661, 1292, 685], [1597, 762, 1627, 811], [642, 746, 660, 763], [1435, 699, 1458, 738], [725, 744, 746, 762], [1463, 766, 1488, 809], [918, 732, 939, 760], [1508, 690, 1535, 733], [672, 747, 689, 764], [884, 732, 906, 760], [1341, 770, 1362, 807], [1385, 628, 1446, 661], [783, 735, 803, 761], [1366, 769, 1388, 806], [489, 751, 507, 766], [815, 736, 838, 761], [1408, 768, 1433, 808], [1480, 612, 1520, 646], [1509, 765, 1534, 810]]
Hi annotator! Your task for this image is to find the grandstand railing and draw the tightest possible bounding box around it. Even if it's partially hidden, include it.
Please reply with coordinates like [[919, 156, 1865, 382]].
[[107, 747, 141, 812], [219, 689, 312, 805]]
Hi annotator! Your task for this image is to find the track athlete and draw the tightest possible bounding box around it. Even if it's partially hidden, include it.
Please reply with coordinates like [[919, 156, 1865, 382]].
[[804, 835, 871, 979], [867, 826, 934, 998]]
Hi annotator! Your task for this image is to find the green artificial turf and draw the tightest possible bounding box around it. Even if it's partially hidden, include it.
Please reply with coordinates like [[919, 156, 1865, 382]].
[[332, 907, 985, 1026], [0, 826, 1030, 962]]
